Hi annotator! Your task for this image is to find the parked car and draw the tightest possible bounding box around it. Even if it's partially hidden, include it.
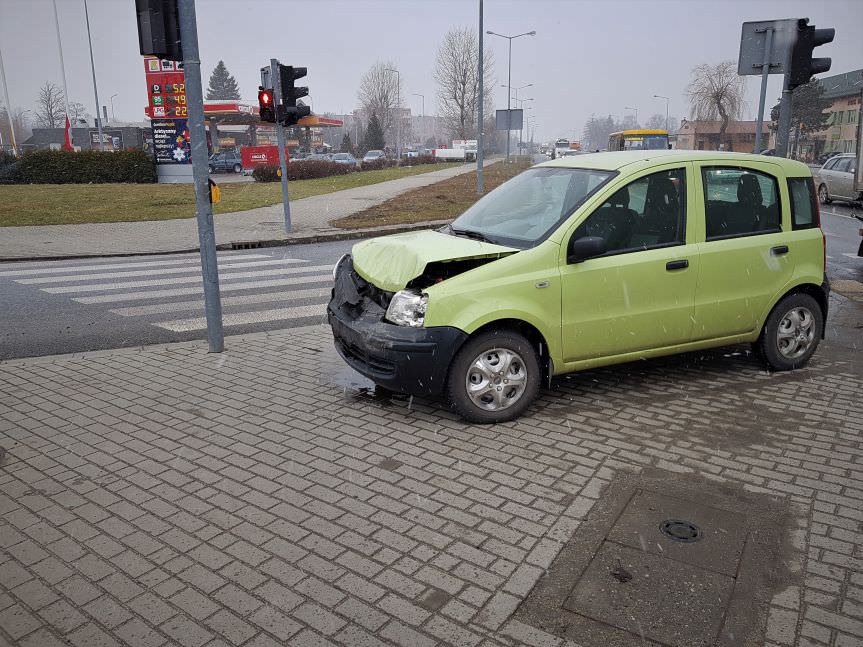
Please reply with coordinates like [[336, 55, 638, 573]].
[[363, 150, 386, 163], [815, 152, 840, 166], [332, 153, 359, 167], [208, 150, 242, 173], [813, 153, 860, 205], [329, 150, 828, 423], [307, 153, 333, 162]]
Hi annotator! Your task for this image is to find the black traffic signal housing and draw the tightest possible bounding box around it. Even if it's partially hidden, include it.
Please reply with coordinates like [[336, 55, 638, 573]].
[[278, 65, 311, 126], [788, 18, 834, 90], [258, 87, 276, 123], [135, 0, 182, 61]]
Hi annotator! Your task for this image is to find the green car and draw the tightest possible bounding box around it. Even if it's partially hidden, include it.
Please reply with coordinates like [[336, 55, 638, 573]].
[[328, 151, 828, 423]]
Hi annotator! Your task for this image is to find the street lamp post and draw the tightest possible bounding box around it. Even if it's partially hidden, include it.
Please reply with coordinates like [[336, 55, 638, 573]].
[[486, 29, 535, 163], [412, 93, 424, 118], [625, 105, 638, 127], [110, 93, 118, 123], [653, 94, 669, 131], [511, 96, 533, 153], [384, 68, 400, 161]]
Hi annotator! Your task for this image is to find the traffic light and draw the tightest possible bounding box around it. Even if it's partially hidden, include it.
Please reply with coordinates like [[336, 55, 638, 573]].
[[258, 87, 275, 123], [135, 0, 182, 61], [278, 65, 311, 126], [788, 18, 834, 90]]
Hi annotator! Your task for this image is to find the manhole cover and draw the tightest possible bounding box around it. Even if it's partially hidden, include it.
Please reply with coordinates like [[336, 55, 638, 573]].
[[660, 519, 702, 543], [515, 471, 798, 647]]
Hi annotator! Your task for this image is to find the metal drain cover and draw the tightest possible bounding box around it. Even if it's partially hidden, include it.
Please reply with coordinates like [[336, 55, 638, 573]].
[[660, 519, 702, 543]]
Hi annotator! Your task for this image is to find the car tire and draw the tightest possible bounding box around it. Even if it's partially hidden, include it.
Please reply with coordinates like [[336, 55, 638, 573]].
[[233, 163, 242, 173], [447, 330, 540, 424], [818, 184, 832, 204], [757, 293, 823, 371], [208, 165, 215, 174]]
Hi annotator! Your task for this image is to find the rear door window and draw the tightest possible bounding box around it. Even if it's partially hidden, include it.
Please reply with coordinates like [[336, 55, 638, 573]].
[[787, 178, 819, 230], [702, 167, 781, 240]]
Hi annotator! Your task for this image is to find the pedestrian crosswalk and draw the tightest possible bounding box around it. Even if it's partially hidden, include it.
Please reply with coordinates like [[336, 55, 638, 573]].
[[2, 251, 335, 334]]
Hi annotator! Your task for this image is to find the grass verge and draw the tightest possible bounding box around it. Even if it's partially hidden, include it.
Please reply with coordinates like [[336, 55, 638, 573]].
[[331, 161, 530, 229], [0, 163, 460, 227]]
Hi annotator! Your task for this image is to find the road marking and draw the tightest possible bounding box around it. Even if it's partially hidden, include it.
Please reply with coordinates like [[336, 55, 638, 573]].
[[0, 253, 271, 276], [842, 253, 860, 259], [109, 287, 330, 317], [17, 258, 308, 284], [155, 303, 327, 332], [43, 265, 333, 293], [72, 274, 332, 303]]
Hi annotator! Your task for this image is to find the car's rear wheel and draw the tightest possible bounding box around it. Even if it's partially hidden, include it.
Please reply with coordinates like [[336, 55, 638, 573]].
[[447, 330, 540, 423], [233, 163, 242, 173], [818, 184, 832, 204], [758, 293, 822, 371], [208, 165, 215, 174]]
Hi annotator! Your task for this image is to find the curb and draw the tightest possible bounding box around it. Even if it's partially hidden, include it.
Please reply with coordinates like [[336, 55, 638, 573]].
[[0, 219, 452, 263]]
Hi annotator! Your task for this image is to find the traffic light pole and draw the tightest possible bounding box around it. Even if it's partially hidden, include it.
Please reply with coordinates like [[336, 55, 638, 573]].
[[775, 74, 793, 158], [271, 58, 293, 233], [178, 0, 224, 352]]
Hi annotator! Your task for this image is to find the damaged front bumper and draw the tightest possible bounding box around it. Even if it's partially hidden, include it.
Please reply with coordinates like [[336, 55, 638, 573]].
[[327, 255, 467, 396]]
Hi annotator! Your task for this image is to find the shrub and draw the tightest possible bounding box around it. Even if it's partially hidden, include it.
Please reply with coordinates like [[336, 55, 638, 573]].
[[12, 150, 156, 184], [252, 160, 354, 182]]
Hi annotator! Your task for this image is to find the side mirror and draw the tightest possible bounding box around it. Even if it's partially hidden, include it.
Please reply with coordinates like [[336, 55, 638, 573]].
[[568, 236, 607, 263]]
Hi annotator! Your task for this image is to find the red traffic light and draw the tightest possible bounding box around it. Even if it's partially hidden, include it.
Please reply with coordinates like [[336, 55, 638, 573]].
[[258, 86, 276, 123], [258, 88, 273, 105]]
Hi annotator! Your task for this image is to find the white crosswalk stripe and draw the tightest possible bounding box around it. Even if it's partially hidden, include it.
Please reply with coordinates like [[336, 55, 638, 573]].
[[7, 252, 337, 334]]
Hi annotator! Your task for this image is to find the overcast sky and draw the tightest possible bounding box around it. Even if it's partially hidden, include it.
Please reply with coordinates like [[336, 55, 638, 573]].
[[1, 0, 861, 141]]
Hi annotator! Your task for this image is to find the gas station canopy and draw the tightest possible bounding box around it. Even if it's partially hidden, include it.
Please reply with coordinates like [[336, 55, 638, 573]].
[[144, 101, 344, 128]]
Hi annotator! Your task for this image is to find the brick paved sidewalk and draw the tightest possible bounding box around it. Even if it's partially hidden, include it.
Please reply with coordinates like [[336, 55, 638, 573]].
[[0, 295, 861, 647], [0, 161, 495, 261]]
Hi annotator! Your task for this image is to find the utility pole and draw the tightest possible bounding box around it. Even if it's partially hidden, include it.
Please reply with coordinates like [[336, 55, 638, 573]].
[[83, 0, 104, 149], [52, 0, 72, 147], [178, 0, 224, 352], [476, 0, 484, 194], [0, 43, 18, 156]]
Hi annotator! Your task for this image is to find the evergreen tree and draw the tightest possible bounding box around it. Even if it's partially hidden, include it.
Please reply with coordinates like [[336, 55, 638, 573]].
[[364, 113, 385, 151], [340, 132, 354, 154], [206, 61, 240, 100]]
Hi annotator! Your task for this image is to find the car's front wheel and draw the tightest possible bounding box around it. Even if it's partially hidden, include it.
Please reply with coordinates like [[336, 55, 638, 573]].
[[208, 165, 215, 174], [233, 163, 242, 173], [758, 293, 823, 371], [447, 330, 540, 423], [818, 184, 832, 204]]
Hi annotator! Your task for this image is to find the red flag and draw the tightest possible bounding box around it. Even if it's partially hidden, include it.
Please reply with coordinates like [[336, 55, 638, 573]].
[[63, 115, 73, 151]]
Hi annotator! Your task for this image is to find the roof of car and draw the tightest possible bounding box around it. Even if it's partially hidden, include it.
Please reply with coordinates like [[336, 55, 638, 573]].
[[538, 150, 812, 174]]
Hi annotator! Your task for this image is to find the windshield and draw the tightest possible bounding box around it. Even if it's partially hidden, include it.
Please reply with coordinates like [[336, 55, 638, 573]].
[[450, 167, 615, 248], [623, 134, 669, 150], [334, 154, 349, 160]]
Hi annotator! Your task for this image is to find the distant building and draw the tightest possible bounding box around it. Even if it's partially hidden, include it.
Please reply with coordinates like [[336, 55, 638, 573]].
[[21, 126, 148, 152], [807, 69, 862, 158], [674, 120, 772, 152]]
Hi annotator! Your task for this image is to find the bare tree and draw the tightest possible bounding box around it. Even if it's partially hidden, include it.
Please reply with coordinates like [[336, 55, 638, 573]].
[[68, 101, 90, 125], [687, 61, 746, 150], [357, 61, 402, 146], [645, 113, 666, 129], [434, 27, 494, 141], [34, 81, 66, 128]]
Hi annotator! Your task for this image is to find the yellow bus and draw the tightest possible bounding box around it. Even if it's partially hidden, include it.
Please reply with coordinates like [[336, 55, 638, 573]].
[[608, 129, 669, 151]]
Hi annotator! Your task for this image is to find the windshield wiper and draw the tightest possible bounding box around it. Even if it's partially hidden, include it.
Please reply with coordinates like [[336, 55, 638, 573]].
[[450, 227, 495, 243]]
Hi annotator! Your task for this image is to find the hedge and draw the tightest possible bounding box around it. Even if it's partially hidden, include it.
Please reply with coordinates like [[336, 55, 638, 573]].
[[359, 158, 397, 171], [253, 160, 354, 182], [10, 150, 156, 184]]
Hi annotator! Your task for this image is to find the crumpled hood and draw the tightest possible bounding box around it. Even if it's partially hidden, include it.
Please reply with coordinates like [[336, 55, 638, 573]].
[[352, 230, 517, 292]]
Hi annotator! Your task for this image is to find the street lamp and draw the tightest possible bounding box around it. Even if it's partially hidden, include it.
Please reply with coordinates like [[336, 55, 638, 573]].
[[110, 93, 118, 123], [412, 93, 424, 118], [384, 67, 401, 160], [653, 94, 669, 131], [486, 29, 536, 162], [625, 105, 638, 127], [511, 97, 533, 153]]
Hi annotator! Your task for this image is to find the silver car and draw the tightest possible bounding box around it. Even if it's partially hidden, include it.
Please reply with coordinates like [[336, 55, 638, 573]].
[[813, 153, 861, 205]]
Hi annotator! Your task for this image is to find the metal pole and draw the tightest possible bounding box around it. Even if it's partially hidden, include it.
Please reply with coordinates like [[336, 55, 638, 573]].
[[178, 0, 224, 353], [506, 37, 511, 163], [83, 0, 103, 149], [776, 72, 793, 158], [754, 27, 774, 154], [271, 59, 292, 232], [476, 0, 484, 194], [0, 44, 18, 156], [52, 0, 71, 143], [110, 93, 117, 123]]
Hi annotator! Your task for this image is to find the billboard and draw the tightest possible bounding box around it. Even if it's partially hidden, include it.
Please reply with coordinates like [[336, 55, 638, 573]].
[[145, 56, 190, 164], [495, 109, 523, 131]]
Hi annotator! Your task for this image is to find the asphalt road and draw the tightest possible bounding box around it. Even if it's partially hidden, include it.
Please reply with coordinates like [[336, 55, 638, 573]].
[[0, 202, 860, 361]]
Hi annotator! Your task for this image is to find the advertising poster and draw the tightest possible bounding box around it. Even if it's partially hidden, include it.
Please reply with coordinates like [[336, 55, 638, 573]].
[[152, 119, 191, 164]]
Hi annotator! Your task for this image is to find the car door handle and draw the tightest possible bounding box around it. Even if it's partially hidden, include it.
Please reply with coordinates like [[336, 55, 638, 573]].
[[771, 245, 789, 255], [666, 260, 689, 271]]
